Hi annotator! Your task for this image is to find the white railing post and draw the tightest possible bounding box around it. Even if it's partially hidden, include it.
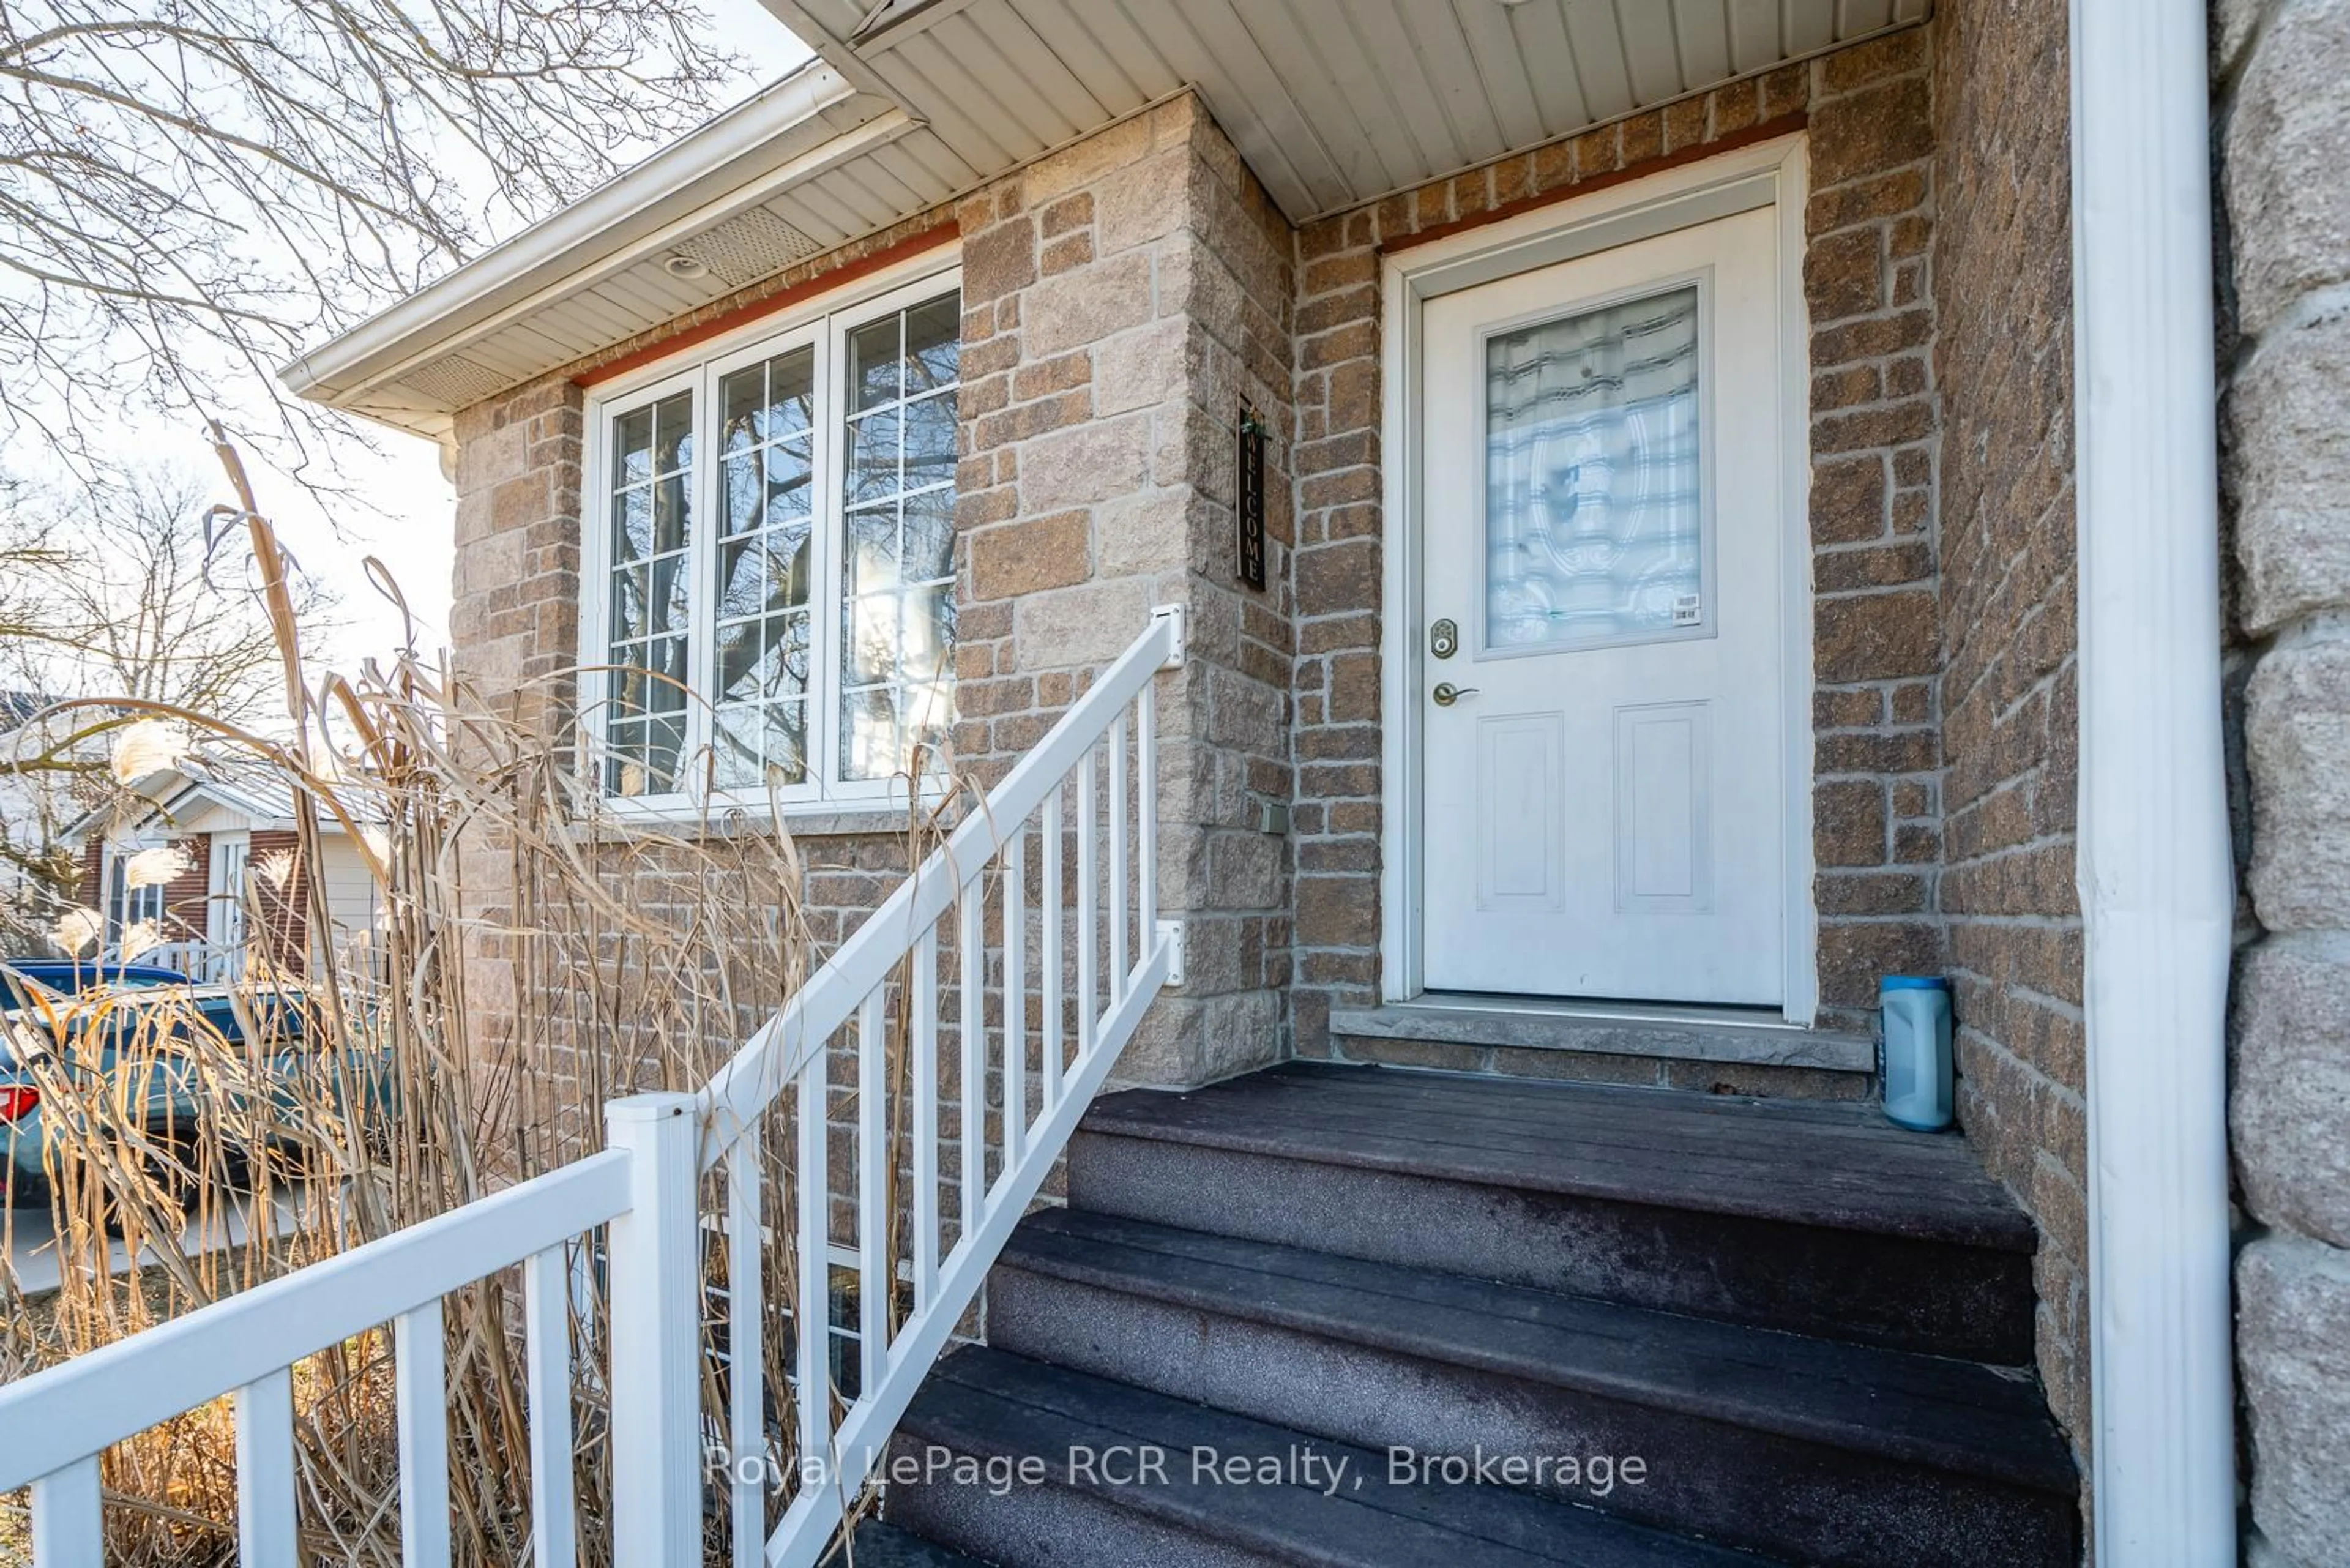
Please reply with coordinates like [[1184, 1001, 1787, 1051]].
[[0, 1152, 633, 1568], [393, 1301, 450, 1568], [911, 927, 940, 1310], [855, 990, 887, 1391], [1004, 831, 1026, 1171], [722, 1130, 765, 1568], [958, 886, 984, 1223], [605, 1092, 702, 1568], [1042, 786, 1064, 1111], [0, 610, 1201, 1568], [234, 1367, 299, 1567], [794, 1051, 829, 1478], [521, 1245, 580, 1568], [31, 1458, 102, 1568], [1138, 680, 1157, 945], [1146, 603, 1183, 992], [1109, 712, 1128, 1001], [1076, 747, 1098, 1055]]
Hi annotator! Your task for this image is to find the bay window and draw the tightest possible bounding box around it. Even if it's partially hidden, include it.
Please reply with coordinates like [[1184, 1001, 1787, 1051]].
[[584, 270, 960, 808]]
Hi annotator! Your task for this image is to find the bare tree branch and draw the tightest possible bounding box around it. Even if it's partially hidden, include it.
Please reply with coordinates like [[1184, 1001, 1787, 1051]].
[[1, 466, 338, 728], [0, 0, 744, 480], [0, 464, 351, 939]]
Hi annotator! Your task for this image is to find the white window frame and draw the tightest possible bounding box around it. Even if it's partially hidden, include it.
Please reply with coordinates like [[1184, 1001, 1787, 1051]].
[[101, 832, 170, 944], [580, 252, 963, 821]]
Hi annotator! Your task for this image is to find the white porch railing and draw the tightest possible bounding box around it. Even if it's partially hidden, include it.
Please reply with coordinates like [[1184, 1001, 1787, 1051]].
[[140, 938, 244, 983], [0, 1146, 638, 1568], [0, 605, 1186, 1567]]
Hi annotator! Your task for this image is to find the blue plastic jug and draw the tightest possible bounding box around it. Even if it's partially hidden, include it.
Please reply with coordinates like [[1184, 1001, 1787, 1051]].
[[1879, 976, 1953, 1132]]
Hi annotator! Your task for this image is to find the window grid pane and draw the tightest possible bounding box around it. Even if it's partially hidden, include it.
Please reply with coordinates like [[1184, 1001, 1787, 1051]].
[[592, 285, 960, 804], [712, 348, 817, 788], [839, 292, 959, 783], [606, 389, 693, 797]]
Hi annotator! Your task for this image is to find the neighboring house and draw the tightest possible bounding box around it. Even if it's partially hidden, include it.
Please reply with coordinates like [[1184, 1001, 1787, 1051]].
[[109, 1, 2314, 1564], [59, 767, 382, 980], [0, 696, 131, 949], [0, 691, 65, 916]]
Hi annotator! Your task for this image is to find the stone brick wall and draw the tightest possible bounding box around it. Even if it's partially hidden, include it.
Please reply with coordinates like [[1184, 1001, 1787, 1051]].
[[75, 827, 312, 972], [953, 93, 1297, 1089], [1800, 32, 1946, 1030], [444, 216, 947, 1062], [244, 827, 314, 971], [73, 831, 211, 945], [447, 375, 588, 1056], [2215, 1, 2350, 1561], [157, 832, 211, 943], [1929, 0, 2089, 1486], [426, 45, 2128, 1510], [1286, 35, 1942, 1056], [444, 100, 1297, 1096]]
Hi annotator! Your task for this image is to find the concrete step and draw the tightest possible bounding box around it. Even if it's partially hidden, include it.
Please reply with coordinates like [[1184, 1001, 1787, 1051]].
[[887, 1345, 1787, 1568], [988, 1208, 2079, 1568], [1327, 999, 1876, 1096], [1067, 1061, 2037, 1361]]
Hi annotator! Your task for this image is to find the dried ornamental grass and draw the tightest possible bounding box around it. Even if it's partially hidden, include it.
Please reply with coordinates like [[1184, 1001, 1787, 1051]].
[[0, 435, 951, 1565]]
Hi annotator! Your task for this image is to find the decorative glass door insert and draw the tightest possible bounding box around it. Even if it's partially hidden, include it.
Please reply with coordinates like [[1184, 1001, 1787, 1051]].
[[1482, 282, 1706, 654]]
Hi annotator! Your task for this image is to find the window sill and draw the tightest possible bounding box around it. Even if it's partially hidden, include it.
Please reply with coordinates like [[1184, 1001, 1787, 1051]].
[[575, 800, 934, 843], [772, 806, 927, 840]]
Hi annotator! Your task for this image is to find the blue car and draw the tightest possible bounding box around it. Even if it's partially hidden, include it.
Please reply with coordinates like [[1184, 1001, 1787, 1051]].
[[1, 974, 395, 1215], [1, 960, 190, 1006]]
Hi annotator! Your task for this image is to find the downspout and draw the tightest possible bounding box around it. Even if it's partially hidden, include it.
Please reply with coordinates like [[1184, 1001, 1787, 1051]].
[[2069, 1, 2237, 1562]]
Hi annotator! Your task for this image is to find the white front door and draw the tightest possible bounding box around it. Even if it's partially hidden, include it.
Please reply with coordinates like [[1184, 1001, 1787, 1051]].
[[1419, 205, 1788, 1005]]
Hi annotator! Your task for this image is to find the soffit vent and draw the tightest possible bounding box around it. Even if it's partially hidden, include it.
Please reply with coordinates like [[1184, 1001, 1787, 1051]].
[[395, 352, 515, 411], [670, 207, 826, 289]]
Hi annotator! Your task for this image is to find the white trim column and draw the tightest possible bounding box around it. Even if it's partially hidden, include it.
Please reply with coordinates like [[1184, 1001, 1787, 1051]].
[[2070, 1, 2237, 1561]]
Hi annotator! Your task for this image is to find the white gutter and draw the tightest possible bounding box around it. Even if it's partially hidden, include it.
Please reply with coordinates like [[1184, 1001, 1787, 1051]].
[[278, 61, 875, 406], [2070, 1, 2237, 1562]]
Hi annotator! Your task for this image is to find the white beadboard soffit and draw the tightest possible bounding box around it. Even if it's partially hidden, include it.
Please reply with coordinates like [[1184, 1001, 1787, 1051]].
[[288, 0, 1930, 439]]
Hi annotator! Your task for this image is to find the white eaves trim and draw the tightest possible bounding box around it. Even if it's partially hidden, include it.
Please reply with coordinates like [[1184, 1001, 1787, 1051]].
[[278, 61, 911, 427], [58, 768, 351, 843]]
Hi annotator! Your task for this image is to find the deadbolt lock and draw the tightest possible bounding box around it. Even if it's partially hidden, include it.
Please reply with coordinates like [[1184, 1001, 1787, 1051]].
[[1430, 618, 1458, 659]]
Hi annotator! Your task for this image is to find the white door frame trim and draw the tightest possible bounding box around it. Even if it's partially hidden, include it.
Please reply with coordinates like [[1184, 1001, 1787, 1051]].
[[206, 831, 250, 950], [1376, 133, 1817, 1023], [2070, 1, 2237, 1559]]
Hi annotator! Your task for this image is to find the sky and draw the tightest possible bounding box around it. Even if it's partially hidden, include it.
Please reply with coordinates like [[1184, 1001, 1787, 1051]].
[[100, 0, 817, 682]]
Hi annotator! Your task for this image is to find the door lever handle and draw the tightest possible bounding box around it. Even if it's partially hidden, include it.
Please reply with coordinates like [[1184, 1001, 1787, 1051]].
[[1432, 683, 1479, 707]]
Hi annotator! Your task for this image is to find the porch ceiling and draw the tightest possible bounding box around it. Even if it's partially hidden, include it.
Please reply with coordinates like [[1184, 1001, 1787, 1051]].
[[783, 0, 1933, 222], [286, 0, 1930, 440]]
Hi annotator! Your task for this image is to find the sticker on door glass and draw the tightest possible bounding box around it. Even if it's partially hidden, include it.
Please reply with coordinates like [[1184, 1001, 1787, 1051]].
[[1483, 283, 1703, 653]]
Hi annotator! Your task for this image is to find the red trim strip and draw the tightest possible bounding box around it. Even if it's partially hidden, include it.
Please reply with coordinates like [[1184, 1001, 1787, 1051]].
[[1382, 114, 1809, 256], [573, 222, 960, 388]]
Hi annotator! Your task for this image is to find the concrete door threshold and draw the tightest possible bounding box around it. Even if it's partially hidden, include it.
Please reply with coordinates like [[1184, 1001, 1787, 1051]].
[[1330, 994, 1876, 1073]]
